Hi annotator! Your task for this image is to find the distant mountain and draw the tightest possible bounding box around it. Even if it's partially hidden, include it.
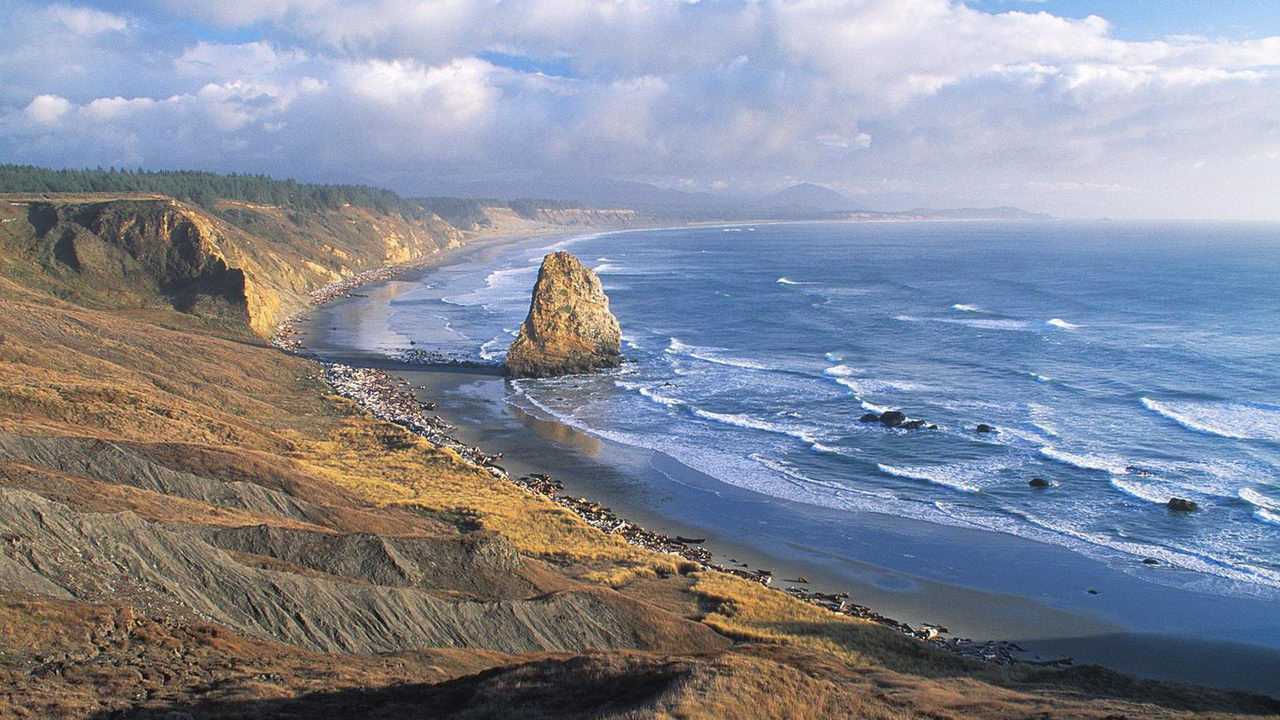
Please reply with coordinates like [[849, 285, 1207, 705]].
[[403, 174, 740, 216], [398, 173, 1050, 221], [899, 206, 1053, 220], [762, 183, 853, 212]]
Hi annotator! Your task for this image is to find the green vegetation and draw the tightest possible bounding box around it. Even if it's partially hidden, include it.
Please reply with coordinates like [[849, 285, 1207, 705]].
[[0, 165, 583, 227], [414, 196, 581, 228], [0, 164, 422, 216]]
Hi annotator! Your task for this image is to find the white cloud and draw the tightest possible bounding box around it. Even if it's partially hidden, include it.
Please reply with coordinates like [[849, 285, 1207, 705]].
[[22, 94, 71, 123], [0, 0, 1277, 218], [48, 4, 128, 34]]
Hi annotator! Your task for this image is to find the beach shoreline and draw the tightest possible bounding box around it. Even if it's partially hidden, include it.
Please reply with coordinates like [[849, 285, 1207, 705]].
[[274, 229, 1042, 664], [280, 225, 1280, 697]]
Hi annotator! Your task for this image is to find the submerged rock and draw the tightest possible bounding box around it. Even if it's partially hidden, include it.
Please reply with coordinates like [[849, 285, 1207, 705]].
[[1029, 477, 1050, 489], [975, 424, 996, 433], [1167, 497, 1199, 512], [859, 412, 882, 423], [505, 252, 622, 378]]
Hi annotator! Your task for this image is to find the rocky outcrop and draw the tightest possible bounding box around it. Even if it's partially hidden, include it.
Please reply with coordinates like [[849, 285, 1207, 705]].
[[859, 411, 936, 431], [506, 252, 622, 378], [0, 195, 463, 336]]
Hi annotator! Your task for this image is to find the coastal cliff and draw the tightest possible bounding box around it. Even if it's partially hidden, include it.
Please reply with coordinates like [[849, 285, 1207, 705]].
[[505, 251, 622, 378], [0, 193, 463, 336]]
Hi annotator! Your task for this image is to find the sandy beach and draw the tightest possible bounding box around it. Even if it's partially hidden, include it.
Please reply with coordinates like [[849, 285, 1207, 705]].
[[287, 229, 1280, 697]]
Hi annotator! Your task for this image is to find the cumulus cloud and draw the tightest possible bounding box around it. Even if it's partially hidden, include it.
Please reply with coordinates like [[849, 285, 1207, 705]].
[[0, 0, 1277, 218], [22, 94, 72, 124]]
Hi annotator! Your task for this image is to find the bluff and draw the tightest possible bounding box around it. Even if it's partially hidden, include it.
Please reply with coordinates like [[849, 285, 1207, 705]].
[[505, 251, 622, 378], [0, 193, 463, 336]]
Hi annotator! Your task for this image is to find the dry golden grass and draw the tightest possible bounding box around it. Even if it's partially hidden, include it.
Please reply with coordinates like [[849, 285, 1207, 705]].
[[303, 410, 681, 574], [690, 572, 1000, 679], [0, 283, 678, 576]]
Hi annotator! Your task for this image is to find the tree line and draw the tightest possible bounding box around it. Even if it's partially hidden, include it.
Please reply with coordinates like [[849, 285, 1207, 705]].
[[0, 165, 581, 225]]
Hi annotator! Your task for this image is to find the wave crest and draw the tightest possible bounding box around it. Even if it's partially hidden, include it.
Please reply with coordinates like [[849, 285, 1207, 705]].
[[877, 463, 981, 493], [1141, 397, 1280, 441], [665, 337, 773, 371]]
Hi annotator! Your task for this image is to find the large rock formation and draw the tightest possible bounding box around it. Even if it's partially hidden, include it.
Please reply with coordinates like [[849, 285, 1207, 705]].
[[506, 251, 622, 378]]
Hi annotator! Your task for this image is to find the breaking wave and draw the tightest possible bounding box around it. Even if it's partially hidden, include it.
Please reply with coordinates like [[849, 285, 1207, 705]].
[[1141, 397, 1280, 441], [877, 463, 981, 493], [664, 337, 773, 371]]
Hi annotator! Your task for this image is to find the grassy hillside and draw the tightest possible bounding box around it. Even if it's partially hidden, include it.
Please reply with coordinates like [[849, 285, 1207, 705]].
[[0, 184, 1273, 718]]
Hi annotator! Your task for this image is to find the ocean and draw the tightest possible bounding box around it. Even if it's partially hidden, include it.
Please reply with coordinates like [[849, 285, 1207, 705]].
[[378, 220, 1280, 603]]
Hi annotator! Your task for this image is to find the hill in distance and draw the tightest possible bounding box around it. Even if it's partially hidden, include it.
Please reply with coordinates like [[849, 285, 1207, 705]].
[[762, 182, 856, 212], [406, 174, 1051, 220]]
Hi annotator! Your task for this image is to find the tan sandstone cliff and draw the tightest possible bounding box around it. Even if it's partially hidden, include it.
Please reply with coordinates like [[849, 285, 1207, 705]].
[[0, 194, 463, 336], [505, 251, 622, 378]]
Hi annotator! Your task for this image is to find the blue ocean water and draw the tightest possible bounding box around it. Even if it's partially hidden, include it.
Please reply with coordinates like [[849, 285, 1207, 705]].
[[399, 221, 1280, 600]]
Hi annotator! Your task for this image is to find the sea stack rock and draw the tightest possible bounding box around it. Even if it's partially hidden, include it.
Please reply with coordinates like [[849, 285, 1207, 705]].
[[505, 251, 622, 378]]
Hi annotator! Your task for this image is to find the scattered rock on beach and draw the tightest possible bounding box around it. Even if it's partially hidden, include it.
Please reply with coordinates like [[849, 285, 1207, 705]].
[[505, 252, 622, 378], [1167, 497, 1199, 512]]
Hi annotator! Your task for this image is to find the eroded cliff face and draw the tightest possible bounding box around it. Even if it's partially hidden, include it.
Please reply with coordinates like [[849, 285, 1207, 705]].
[[505, 251, 622, 378], [0, 195, 463, 336]]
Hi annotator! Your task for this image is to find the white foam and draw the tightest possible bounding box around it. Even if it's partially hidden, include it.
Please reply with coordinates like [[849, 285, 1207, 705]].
[[691, 408, 824, 446], [615, 380, 684, 408], [951, 303, 984, 313], [1027, 403, 1060, 436], [823, 364, 858, 377], [1110, 477, 1172, 504], [441, 265, 538, 307], [1017, 509, 1280, 592], [777, 276, 809, 285], [939, 317, 1032, 331], [833, 377, 926, 395], [860, 399, 892, 414], [1257, 508, 1280, 526], [877, 463, 981, 493], [752, 454, 897, 499], [1046, 318, 1080, 329], [692, 408, 785, 433], [1028, 371, 1053, 383], [479, 336, 508, 361], [1141, 397, 1280, 441], [1240, 487, 1280, 512], [1038, 446, 1129, 474], [664, 337, 772, 371]]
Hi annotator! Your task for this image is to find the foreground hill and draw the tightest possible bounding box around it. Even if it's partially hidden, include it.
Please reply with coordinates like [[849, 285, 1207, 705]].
[[0, 184, 1273, 718]]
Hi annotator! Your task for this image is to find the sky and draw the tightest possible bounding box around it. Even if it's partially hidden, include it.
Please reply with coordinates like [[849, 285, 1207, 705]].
[[1, 0, 1278, 219]]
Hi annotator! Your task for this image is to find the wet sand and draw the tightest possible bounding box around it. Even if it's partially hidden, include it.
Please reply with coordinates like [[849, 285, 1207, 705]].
[[291, 232, 1280, 696]]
